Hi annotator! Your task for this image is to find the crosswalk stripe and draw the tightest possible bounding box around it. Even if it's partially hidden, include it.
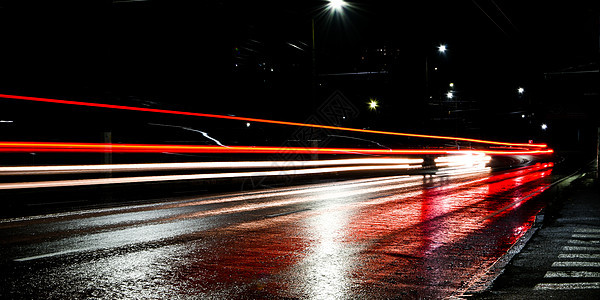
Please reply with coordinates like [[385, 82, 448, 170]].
[[575, 228, 600, 233], [568, 239, 600, 245], [534, 282, 600, 290], [563, 246, 600, 251], [558, 217, 600, 222], [558, 253, 600, 259], [552, 261, 600, 267], [545, 271, 600, 278], [572, 234, 600, 239]]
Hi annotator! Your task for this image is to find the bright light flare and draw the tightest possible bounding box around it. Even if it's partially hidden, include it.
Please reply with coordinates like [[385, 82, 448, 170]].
[[327, 0, 348, 12], [438, 44, 447, 53], [368, 99, 378, 110], [435, 153, 492, 168], [435, 153, 492, 176]]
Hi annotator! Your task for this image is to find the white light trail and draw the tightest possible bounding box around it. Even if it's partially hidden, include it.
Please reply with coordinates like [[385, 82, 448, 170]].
[[0, 158, 423, 176], [148, 123, 227, 147], [0, 162, 423, 190]]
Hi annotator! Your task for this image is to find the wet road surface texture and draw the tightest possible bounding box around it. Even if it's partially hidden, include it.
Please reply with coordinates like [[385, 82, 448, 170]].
[[0, 163, 554, 299]]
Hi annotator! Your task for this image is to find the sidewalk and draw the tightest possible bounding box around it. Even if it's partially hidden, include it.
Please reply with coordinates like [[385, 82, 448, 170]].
[[473, 170, 600, 299]]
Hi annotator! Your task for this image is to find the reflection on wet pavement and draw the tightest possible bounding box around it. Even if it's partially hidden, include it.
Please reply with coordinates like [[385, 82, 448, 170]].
[[0, 163, 553, 299]]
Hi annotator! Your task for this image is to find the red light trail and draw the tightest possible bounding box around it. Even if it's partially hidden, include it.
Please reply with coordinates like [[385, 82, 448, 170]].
[[0, 141, 553, 155], [0, 93, 547, 148]]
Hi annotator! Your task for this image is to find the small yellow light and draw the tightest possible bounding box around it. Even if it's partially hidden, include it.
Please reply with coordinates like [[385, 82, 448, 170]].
[[368, 99, 378, 110]]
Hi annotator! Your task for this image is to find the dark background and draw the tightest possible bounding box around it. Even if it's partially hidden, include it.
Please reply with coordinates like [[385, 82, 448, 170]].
[[0, 0, 598, 152]]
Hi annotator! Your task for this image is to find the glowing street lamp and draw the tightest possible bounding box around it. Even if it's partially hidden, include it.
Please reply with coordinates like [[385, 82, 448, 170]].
[[327, 0, 348, 13], [446, 91, 454, 99], [438, 44, 447, 53], [541, 123, 548, 130], [518, 87, 525, 94], [368, 99, 379, 110]]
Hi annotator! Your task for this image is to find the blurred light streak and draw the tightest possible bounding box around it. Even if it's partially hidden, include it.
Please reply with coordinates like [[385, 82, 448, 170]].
[[0, 164, 423, 190], [435, 153, 492, 175], [0, 158, 423, 176], [148, 123, 226, 147], [0, 142, 554, 155], [0, 94, 547, 148], [435, 153, 491, 167]]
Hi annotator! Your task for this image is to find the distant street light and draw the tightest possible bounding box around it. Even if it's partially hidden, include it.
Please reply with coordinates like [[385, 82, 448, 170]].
[[368, 99, 379, 110], [541, 123, 548, 130], [518, 87, 525, 94], [446, 91, 454, 99], [438, 44, 447, 53]]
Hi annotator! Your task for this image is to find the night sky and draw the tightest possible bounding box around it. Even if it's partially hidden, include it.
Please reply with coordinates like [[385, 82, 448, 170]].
[[0, 0, 598, 144]]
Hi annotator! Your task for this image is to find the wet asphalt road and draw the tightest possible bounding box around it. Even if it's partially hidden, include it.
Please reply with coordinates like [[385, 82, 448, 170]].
[[0, 163, 554, 299]]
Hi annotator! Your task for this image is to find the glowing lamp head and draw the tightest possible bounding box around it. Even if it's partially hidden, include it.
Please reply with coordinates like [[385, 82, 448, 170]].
[[327, 0, 348, 12], [438, 44, 447, 53], [446, 91, 453, 99], [518, 87, 525, 94], [368, 99, 378, 110]]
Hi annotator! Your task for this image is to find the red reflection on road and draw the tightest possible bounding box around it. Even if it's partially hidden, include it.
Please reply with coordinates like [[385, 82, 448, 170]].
[[171, 163, 553, 298], [346, 163, 553, 297]]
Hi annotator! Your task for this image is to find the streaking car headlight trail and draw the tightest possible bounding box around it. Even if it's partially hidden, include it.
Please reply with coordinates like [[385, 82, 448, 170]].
[[0, 158, 423, 176], [0, 164, 423, 190]]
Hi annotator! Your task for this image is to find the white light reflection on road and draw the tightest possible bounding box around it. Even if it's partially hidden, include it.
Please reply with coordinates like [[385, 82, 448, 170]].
[[299, 208, 358, 299], [13, 217, 215, 262]]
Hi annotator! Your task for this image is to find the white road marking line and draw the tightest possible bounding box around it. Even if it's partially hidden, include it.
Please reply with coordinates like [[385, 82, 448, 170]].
[[552, 261, 600, 267], [558, 253, 600, 259], [534, 282, 600, 290], [563, 246, 600, 251], [14, 247, 96, 262], [572, 234, 600, 239], [545, 271, 600, 278]]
